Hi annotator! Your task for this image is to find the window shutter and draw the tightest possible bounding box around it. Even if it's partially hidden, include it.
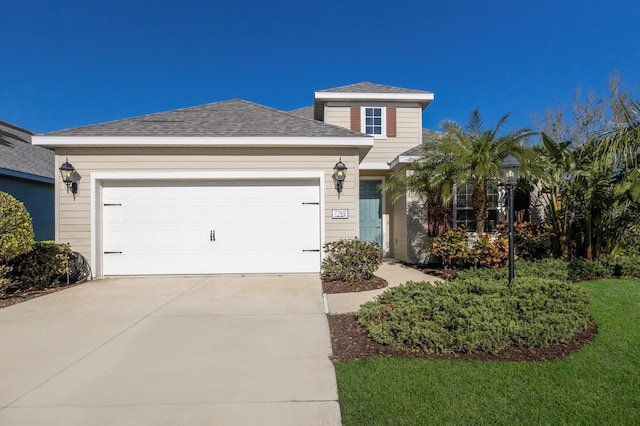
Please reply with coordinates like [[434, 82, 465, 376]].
[[350, 107, 361, 132], [387, 107, 397, 137]]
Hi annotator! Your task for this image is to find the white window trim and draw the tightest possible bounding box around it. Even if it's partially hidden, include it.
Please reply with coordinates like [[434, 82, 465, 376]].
[[361, 106, 387, 139], [452, 183, 501, 232]]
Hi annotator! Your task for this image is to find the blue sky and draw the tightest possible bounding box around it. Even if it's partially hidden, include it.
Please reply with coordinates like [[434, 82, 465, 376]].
[[1, 0, 638, 134]]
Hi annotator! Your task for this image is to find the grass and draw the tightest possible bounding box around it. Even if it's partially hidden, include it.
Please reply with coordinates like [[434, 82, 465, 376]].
[[335, 279, 640, 425]]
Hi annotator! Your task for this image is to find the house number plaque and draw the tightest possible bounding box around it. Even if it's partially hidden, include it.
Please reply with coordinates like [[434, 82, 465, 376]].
[[332, 209, 349, 219]]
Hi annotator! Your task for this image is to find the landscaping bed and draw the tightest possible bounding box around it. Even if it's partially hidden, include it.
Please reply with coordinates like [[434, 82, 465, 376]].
[[322, 275, 387, 293], [328, 313, 597, 363]]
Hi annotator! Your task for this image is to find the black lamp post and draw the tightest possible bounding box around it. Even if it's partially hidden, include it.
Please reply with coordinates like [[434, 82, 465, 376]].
[[500, 153, 521, 287], [333, 158, 347, 193]]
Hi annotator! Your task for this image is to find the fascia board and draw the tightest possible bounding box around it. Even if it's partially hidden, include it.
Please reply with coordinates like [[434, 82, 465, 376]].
[[359, 162, 391, 170], [314, 91, 434, 103], [32, 136, 374, 149], [388, 155, 421, 169], [0, 168, 55, 184]]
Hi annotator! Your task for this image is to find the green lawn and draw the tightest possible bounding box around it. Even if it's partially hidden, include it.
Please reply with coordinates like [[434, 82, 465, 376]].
[[335, 279, 640, 425]]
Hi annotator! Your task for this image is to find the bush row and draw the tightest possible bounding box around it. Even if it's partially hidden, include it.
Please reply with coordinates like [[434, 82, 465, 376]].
[[428, 222, 551, 269], [357, 274, 591, 354], [4, 241, 72, 293], [1, 192, 73, 294], [568, 256, 640, 281]]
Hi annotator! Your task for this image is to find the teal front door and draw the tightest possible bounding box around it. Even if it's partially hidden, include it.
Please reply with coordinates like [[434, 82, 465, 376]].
[[359, 180, 382, 246]]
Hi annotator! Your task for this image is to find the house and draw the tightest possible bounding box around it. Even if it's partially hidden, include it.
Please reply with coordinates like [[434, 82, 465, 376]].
[[32, 82, 435, 276], [0, 120, 55, 240]]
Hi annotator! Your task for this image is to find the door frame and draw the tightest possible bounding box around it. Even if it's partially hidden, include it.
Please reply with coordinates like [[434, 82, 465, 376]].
[[358, 176, 388, 256], [90, 171, 325, 277]]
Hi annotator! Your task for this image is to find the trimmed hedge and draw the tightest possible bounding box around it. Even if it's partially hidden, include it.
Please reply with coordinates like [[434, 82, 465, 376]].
[[567, 256, 640, 281], [357, 274, 590, 354], [322, 238, 382, 283], [453, 258, 569, 282], [0, 192, 34, 289], [5, 241, 71, 293]]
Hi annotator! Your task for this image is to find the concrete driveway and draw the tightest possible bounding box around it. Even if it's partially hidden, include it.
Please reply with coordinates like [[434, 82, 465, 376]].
[[0, 275, 340, 425]]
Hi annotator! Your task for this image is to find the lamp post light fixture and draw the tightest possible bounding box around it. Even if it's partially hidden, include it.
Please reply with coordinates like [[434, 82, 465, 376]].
[[59, 158, 81, 199], [333, 158, 347, 193], [500, 153, 521, 287]]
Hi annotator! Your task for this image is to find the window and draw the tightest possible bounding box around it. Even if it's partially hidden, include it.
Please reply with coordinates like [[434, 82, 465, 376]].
[[454, 183, 476, 230], [363, 107, 384, 136], [454, 183, 500, 232]]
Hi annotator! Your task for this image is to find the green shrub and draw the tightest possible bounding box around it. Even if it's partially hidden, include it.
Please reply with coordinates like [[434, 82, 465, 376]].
[[321, 238, 382, 283], [7, 241, 72, 293], [470, 233, 509, 268], [0, 192, 34, 290], [497, 221, 551, 261], [613, 256, 640, 277], [514, 258, 569, 281], [429, 227, 539, 270], [619, 228, 640, 256], [357, 275, 590, 354], [428, 227, 470, 269], [568, 258, 614, 281], [0, 192, 34, 261]]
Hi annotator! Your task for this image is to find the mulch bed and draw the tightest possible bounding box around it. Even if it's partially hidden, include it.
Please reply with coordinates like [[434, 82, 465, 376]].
[[323, 273, 598, 363], [0, 283, 84, 309], [328, 314, 598, 363], [322, 275, 388, 293]]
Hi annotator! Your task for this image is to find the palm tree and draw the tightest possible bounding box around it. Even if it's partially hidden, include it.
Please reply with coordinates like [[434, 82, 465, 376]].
[[538, 127, 640, 260], [383, 108, 537, 235], [433, 109, 537, 233]]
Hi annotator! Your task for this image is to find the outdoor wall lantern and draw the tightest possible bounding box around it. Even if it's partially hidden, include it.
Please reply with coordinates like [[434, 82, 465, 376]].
[[500, 152, 521, 287], [333, 158, 348, 193], [59, 158, 81, 200]]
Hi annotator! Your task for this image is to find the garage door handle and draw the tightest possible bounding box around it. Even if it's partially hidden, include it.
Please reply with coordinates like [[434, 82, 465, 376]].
[[104, 251, 122, 254], [210, 230, 216, 242], [302, 249, 320, 252]]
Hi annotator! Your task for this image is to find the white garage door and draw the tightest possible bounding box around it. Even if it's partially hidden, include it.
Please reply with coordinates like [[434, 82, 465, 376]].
[[101, 180, 321, 275]]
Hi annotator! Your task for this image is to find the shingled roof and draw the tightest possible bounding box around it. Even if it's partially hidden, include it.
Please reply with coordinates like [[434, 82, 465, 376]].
[[46, 99, 364, 138], [0, 121, 54, 181], [288, 106, 315, 120], [313, 82, 434, 121], [317, 82, 433, 95]]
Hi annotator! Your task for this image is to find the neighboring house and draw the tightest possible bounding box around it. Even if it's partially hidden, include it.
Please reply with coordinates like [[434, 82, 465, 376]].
[[33, 82, 435, 277], [0, 120, 54, 240]]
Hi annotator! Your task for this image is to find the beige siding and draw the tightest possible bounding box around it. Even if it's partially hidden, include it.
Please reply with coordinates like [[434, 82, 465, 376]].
[[390, 193, 409, 262], [323, 103, 423, 164], [388, 192, 429, 264], [324, 105, 351, 130], [54, 147, 361, 269], [406, 192, 429, 263]]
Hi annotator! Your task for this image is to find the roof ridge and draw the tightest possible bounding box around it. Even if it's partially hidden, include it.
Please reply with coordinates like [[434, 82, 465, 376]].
[[0, 120, 34, 136], [45, 99, 241, 135]]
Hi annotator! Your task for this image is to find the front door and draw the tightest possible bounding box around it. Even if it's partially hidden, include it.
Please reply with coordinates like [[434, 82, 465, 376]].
[[359, 180, 382, 246]]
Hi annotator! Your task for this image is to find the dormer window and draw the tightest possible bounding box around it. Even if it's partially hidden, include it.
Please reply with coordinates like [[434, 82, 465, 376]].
[[363, 107, 384, 136], [349, 105, 396, 137]]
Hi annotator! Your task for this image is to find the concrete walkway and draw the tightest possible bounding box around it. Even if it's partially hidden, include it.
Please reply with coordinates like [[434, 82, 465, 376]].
[[327, 259, 441, 314], [0, 275, 340, 426]]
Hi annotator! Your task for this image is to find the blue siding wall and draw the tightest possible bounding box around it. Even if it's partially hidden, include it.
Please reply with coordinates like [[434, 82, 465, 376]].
[[0, 176, 54, 241]]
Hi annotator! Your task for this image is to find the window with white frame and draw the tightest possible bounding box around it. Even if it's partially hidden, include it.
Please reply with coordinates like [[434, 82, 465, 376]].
[[363, 107, 385, 136], [454, 183, 500, 232]]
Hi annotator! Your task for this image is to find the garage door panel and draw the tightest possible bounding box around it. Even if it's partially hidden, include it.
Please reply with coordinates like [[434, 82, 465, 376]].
[[101, 181, 320, 275]]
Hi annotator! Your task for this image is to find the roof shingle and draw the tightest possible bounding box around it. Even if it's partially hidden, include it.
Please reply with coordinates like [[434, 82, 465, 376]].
[[317, 82, 432, 95], [0, 121, 54, 180], [46, 99, 364, 138]]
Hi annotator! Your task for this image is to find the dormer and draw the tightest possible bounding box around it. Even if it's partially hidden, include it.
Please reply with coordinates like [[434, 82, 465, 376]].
[[314, 82, 434, 169]]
